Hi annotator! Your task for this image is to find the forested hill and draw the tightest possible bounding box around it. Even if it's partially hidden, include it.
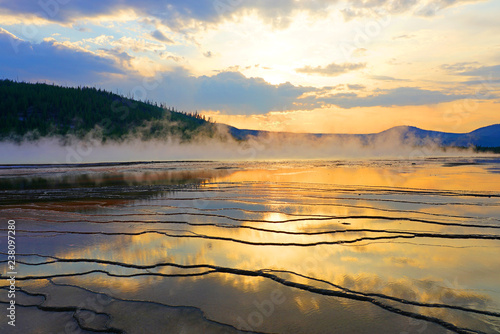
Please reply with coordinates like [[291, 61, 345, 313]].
[[0, 80, 214, 141]]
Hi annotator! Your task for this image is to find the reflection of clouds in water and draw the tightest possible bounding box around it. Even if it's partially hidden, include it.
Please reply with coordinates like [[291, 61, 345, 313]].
[[54, 272, 448, 333], [386, 256, 425, 268], [49, 223, 495, 313]]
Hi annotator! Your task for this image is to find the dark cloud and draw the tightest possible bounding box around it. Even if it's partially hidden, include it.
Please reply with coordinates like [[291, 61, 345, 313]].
[[108, 70, 318, 115], [320, 87, 468, 108], [443, 63, 500, 89], [456, 64, 500, 77], [190, 72, 314, 113], [0, 0, 484, 31], [0, 29, 123, 84], [296, 62, 366, 77], [203, 51, 213, 58], [0, 0, 338, 29], [150, 30, 174, 44], [75, 26, 91, 32]]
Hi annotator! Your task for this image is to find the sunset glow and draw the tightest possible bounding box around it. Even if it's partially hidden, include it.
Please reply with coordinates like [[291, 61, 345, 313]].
[[1, 0, 499, 134]]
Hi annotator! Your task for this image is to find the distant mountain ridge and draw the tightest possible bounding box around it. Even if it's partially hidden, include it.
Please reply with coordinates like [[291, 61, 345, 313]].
[[367, 124, 500, 147], [228, 124, 500, 148]]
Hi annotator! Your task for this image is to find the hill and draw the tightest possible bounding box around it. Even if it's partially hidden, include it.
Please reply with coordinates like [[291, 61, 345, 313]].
[[368, 125, 500, 149], [0, 80, 214, 141], [230, 124, 500, 149]]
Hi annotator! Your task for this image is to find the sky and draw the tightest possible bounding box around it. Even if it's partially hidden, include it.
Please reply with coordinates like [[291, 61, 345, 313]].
[[0, 0, 499, 134]]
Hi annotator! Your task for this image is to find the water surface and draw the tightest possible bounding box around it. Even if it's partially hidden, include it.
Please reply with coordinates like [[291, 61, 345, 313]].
[[1, 158, 499, 333]]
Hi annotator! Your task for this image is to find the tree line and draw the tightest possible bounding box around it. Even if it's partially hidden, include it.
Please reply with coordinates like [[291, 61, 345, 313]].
[[0, 79, 215, 141]]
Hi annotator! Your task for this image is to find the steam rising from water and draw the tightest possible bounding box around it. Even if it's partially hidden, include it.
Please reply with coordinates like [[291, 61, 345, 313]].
[[0, 126, 479, 164]]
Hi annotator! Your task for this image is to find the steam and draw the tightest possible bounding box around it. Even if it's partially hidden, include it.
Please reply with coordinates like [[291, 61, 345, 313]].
[[0, 124, 482, 164]]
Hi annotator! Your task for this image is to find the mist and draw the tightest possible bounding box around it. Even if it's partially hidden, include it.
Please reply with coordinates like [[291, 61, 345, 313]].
[[0, 125, 483, 165]]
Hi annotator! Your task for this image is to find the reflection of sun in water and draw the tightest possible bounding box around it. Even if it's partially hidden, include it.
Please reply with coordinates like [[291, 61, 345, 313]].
[[265, 212, 288, 222]]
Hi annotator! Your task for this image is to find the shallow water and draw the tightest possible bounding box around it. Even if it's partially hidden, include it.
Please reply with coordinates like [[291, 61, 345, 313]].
[[1, 158, 500, 333]]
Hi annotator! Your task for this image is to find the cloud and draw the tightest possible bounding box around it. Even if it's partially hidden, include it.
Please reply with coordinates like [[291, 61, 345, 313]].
[[353, 48, 368, 57], [370, 75, 408, 81], [443, 63, 500, 88], [340, 0, 418, 20], [296, 62, 366, 77], [0, 0, 338, 29], [150, 30, 174, 44], [319, 87, 468, 108], [80, 34, 168, 56], [98, 48, 134, 68], [341, 0, 484, 20], [463, 78, 500, 86], [111, 36, 166, 53], [392, 34, 416, 40], [1, 27, 470, 114], [390, 0, 419, 13], [109, 69, 318, 115], [0, 27, 316, 115], [441, 62, 480, 74], [456, 64, 500, 77], [0, 28, 123, 83], [413, 0, 482, 17], [81, 34, 115, 46], [3, 0, 479, 32], [176, 71, 317, 114], [347, 84, 366, 90], [203, 51, 213, 58]]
